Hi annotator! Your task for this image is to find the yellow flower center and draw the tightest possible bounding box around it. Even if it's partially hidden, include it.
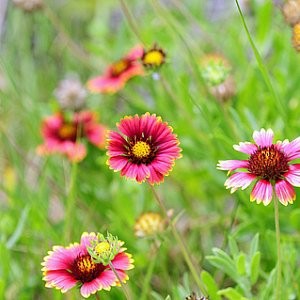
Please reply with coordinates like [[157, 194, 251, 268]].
[[111, 59, 130, 76], [143, 50, 165, 66], [132, 141, 151, 158], [77, 256, 97, 273], [58, 123, 77, 140], [95, 241, 110, 254]]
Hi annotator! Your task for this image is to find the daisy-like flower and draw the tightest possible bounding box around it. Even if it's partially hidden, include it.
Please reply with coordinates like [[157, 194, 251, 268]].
[[107, 112, 182, 185], [217, 128, 300, 206], [134, 212, 166, 237], [292, 23, 300, 52], [141, 44, 166, 68], [37, 111, 107, 162], [41, 232, 134, 298], [87, 45, 144, 94]]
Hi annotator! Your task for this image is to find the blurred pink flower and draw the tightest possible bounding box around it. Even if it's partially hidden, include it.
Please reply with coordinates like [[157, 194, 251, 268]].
[[107, 112, 182, 185], [42, 232, 134, 298], [87, 45, 144, 94], [218, 128, 300, 206], [37, 111, 107, 162]]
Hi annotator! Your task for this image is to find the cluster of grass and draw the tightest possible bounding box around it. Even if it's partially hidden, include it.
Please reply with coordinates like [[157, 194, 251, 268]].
[[1, 0, 300, 299]]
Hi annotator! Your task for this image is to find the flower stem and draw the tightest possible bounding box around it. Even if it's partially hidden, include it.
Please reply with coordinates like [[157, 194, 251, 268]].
[[234, 0, 286, 121], [274, 194, 282, 300], [64, 162, 78, 243], [119, 0, 145, 45], [148, 184, 207, 296], [95, 293, 100, 300], [108, 261, 131, 300]]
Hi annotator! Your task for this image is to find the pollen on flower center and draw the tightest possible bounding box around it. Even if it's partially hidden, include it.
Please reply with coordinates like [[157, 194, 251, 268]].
[[111, 59, 130, 77], [71, 254, 104, 283], [95, 242, 110, 254], [58, 123, 77, 140], [132, 141, 151, 158], [248, 145, 289, 180], [143, 50, 164, 66]]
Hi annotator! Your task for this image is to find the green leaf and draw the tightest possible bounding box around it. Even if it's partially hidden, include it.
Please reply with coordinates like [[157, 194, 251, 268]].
[[249, 233, 259, 258], [200, 271, 221, 300], [250, 251, 261, 284], [165, 296, 171, 300], [218, 287, 248, 300], [236, 253, 246, 275], [228, 236, 239, 258]]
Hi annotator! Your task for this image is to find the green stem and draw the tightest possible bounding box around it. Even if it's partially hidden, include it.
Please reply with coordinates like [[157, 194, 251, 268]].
[[274, 194, 282, 300], [64, 162, 78, 243], [119, 0, 145, 45], [148, 184, 207, 296], [234, 0, 286, 120], [140, 242, 160, 300], [95, 293, 100, 300], [108, 261, 131, 300]]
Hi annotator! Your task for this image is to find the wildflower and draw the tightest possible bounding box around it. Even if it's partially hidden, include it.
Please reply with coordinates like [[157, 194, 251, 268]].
[[292, 23, 300, 51], [141, 44, 166, 68], [12, 0, 43, 12], [134, 212, 166, 237], [282, 0, 300, 26], [54, 77, 87, 111], [107, 113, 182, 185], [42, 232, 134, 298], [37, 111, 107, 162], [200, 53, 235, 102], [217, 128, 300, 206], [87, 45, 144, 94]]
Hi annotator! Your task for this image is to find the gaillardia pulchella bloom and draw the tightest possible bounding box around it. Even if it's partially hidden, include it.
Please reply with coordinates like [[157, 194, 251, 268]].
[[107, 113, 182, 184], [141, 44, 166, 68], [87, 45, 144, 94], [199, 53, 235, 102], [134, 212, 166, 237], [37, 111, 107, 162], [217, 128, 300, 206], [41, 232, 134, 298]]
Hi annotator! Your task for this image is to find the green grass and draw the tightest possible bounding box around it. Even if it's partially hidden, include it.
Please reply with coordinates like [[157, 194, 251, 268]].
[[1, 0, 300, 299]]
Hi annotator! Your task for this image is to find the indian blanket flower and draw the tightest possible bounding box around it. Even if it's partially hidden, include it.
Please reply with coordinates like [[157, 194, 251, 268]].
[[134, 212, 166, 237], [141, 44, 166, 68], [37, 111, 107, 162], [107, 112, 182, 185], [87, 45, 144, 94], [217, 128, 300, 206], [200, 53, 235, 102], [292, 23, 300, 52], [41, 232, 134, 298]]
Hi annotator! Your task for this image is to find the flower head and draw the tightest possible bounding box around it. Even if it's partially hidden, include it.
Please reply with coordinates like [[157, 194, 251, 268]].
[[200, 53, 235, 102], [282, 0, 300, 26], [107, 113, 182, 185], [54, 77, 87, 111], [292, 23, 300, 52], [134, 212, 166, 237], [41, 232, 134, 298], [87, 45, 144, 94], [217, 128, 300, 206], [37, 111, 107, 162], [141, 44, 166, 68], [12, 0, 43, 12], [200, 54, 231, 87]]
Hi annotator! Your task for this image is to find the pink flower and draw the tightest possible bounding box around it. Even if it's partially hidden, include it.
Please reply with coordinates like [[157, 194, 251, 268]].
[[217, 128, 300, 206], [107, 112, 182, 185], [87, 45, 144, 94], [41, 232, 134, 298], [37, 111, 107, 162]]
